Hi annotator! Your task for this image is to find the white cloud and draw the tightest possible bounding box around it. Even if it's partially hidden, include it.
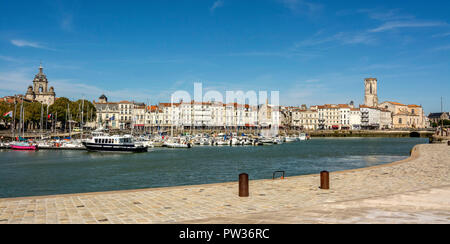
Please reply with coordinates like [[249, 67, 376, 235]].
[[210, 0, 224, 13], [358, 8, 415, 22], [369, 21, 447, 33], [295, 31, 376, 48], [432, 32, 450, 38], [10, 39, 55, 51]]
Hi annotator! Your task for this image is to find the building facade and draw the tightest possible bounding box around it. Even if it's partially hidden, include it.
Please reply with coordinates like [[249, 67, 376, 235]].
[[378, 101, 425, 129]]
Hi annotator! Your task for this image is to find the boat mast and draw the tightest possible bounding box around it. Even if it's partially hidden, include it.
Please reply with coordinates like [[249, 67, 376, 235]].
[[11, 96, 16, 140], [81, 98, 84, 140], [19, 98, 23, 138], [21, 99, 25, 138], [68, 103, 72, 139], [55, 111, 57, 137], [40, 102, 43, 137], [46, 104, 49, 132], [131, 100, 134, 137]]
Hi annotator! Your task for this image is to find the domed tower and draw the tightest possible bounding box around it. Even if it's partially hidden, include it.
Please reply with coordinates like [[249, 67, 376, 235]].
[[25, 63, 56, 105], [364, 78, 378, 107], [99, 94, 108, 103], [33, 63, 49, 93]]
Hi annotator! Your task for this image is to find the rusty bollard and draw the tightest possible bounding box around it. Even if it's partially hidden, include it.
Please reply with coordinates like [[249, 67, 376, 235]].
[[320, 171, 330, 190], [239, 173, 249, 197]]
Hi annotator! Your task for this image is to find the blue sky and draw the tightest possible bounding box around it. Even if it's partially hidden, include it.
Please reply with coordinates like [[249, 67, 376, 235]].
[[1, 0, 449, 113]]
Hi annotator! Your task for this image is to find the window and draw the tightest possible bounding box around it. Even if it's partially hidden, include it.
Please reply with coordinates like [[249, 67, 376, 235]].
[[399, 118, 402, 124]]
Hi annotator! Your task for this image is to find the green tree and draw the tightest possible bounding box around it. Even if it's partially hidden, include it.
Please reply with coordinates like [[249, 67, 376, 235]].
[[24, 102, 44, 129], [71, 99, 96, 123], [49, 97, 71, 129]]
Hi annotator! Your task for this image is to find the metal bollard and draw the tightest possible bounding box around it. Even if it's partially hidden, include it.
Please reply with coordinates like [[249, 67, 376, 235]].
[[320, 171, 329, 190], [239, 173, 249, 197]]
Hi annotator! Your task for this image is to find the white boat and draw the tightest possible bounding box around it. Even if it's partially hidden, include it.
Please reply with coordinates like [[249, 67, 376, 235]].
[[260, 138, 274, 145], [62, 142, 85, 148], [215, 139, 229, 146], [37, 141, 51, 148], [82, 134, 148, 152], [163, 137, 192, 148], [273, 138, 283, 144], [299, 133, 308, 141], [230, 137, 240, 146], [164, 141, 192, 148], [284, 136, 298, 142]]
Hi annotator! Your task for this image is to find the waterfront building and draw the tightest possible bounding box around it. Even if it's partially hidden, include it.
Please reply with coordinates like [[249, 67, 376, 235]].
[[193, 101, 212, 129], [93, 95, 120, 129], [118, 101, 135, 130], [428, 112, 449, 125], [349, 108, 361, 130], [338, 104, 351, 130], [25, 64, 56, 105], [360, 105, 381, 130], [244, 104, 258, 129], [132, 102, 146, 131], [378, 101, 426, 129], [379, 109, 393, 129], [209, 101, 225, 129], [290, 106, 319, 130], [318, 104, 340, 130], [158, 102, 181, 131], [257, 101, 272, 128]]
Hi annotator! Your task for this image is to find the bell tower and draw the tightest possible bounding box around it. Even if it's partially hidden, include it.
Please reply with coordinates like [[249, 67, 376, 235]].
[[364, 78, 378, 107], [25, 63, 56, 105]]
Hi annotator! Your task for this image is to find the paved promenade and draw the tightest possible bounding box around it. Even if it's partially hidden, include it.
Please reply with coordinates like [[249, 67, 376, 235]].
[[0, 144, 449, 224]]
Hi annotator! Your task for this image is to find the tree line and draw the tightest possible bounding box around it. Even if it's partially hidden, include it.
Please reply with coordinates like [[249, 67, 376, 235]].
[[0, 97, 96, 131]]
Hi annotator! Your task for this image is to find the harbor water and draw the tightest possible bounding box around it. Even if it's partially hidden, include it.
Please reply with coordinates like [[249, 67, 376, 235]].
[[0, 137, 427, 198]]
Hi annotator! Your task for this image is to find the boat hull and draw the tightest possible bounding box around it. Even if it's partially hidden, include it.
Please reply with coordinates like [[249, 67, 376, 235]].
[[82, 142, 147, 152], [11, 145, 37, 150]]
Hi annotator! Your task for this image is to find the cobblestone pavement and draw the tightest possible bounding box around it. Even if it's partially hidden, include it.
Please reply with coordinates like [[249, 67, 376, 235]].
[[0, 144, 449, 224]]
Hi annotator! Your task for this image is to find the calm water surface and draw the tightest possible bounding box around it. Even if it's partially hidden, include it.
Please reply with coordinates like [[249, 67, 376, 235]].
[[0, 137, 427, 198]]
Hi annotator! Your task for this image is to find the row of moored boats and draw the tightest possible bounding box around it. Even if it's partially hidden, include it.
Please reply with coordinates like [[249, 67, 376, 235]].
[[1, 130, 310, 152]]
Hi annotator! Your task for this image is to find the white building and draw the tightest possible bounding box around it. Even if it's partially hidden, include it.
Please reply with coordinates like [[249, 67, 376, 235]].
[[360, 105, 381, 130], [349, 108, 361, 130], [338, 104, 351, 130], [318, 104, 340, 130]]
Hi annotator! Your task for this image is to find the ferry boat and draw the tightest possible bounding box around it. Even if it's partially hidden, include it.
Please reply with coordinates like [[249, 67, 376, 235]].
[[82, 134, 148, 152]]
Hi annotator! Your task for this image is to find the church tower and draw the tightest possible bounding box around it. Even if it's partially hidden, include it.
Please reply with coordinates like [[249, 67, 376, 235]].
[[364, 78, 378, 107], [25, 63, 56, 105]]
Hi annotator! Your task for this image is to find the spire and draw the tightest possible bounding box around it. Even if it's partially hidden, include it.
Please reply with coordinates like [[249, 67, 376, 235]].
[[39, 61, 43, 74]]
